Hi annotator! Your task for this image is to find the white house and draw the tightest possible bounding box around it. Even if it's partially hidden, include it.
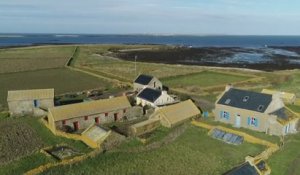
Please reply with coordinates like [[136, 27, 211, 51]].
[[136, 88, 175, 108]]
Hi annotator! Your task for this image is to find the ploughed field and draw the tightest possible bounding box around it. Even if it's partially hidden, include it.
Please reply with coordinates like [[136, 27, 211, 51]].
[[0, 114, 90, 175], [0, 118, 44, 165]]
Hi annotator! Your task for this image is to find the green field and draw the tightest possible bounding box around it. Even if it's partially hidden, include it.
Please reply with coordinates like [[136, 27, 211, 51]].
[[268, 133, 300, 175], [0, 46, 75, 73], [162, 71, 251, 88], [0, 68, 113, 107], [73, 45, 204, 81], [0, 114, 91, 175], [42, 125, 264, 175]]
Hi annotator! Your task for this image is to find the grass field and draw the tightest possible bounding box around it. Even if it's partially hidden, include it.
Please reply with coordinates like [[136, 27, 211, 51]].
[[0, 46, 75, 73], [74, 45, 204, 81], [42, 124, 264, 175], [162, 71, 251, 88], [0, 68, 114, 107], [0, 115, 90, 175], [268, 133, 300, 175]]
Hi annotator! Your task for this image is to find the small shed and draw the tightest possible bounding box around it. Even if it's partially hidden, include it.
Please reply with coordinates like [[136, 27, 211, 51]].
[[151, 100, 201, 128], [129, 119, 161, 136], [261, 89, 296, 104]]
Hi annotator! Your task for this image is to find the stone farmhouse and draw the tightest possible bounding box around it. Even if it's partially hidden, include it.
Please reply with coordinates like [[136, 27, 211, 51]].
[[47, 96, 131, 133], [133, 74, 163, 92], [213, 85, 299, 136], [7, 89, 54, 117], [136, 87, 175, 107]]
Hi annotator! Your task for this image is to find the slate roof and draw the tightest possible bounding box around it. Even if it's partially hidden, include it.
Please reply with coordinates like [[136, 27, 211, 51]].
[[134, 74, 153, 85], [217, 88, 272, 113], [224, 162, 259, 175], [137, 88, 162, 103], [270, 108, 288, 120]]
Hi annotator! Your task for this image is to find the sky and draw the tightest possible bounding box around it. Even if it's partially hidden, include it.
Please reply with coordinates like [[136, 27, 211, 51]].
[[1, 0, 300, 35]]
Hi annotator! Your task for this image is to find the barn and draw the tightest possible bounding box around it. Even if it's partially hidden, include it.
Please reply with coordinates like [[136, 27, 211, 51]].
[[7, 89, 54, 116], [151, 100, 201, 128], [47, 96, 131, 133]]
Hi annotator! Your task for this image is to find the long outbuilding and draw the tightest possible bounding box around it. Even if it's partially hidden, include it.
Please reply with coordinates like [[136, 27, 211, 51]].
[[47, 96, 131, 133]]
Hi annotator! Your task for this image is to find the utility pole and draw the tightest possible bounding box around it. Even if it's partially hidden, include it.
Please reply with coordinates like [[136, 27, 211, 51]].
[[135, 55, 137, 76]]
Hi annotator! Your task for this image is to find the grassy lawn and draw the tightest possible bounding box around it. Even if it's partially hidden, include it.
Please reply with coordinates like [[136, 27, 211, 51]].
[[0, 116, 91, 175], [0, 46, 75, 73], [162, 71, 251, 88], [42, 124, 264, 175], [268, 133, 300, 175], [273, 71, 300, 97], [0, 68, 114, 106]]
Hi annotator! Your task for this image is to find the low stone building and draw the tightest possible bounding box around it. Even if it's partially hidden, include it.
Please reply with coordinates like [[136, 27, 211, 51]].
[[151, 100, 201, 128], [133, 74, 163, 92], [47, 96, 131, 133], [261, 89, 296, 104], [136, 87, 175, 108], [213, 86, 299, 136], [7, 89, 54, 116]]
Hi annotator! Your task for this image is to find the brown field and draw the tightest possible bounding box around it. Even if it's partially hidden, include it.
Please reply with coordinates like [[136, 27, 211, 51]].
[[0, 68, 114, 107], [0, 119, 44, 165], [0, 46, 75, 73]]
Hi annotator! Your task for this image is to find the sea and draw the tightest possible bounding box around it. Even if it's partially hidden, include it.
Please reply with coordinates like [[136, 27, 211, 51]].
[[1, 34, 300, 48]]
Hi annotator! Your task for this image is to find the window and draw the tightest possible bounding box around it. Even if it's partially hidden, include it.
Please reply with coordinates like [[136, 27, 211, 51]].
[[84, 116, 88, 120], [123, 109, 126, 113], [220, 111, 230, 120], [105, 113, 108, 117], [243, 96, 249, 102], [62, 120, 66, 125], [248, 117, 258, 127], [257, 105, 264, 111], [225, 99, 231, 104], [33, 99, 39, 107]]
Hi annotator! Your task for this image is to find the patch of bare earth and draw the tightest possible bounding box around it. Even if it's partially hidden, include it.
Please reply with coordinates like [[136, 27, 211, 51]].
[[0, 120, 44, 165]]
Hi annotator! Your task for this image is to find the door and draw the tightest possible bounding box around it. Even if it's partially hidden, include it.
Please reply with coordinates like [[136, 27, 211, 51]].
[[95, 117, 99, 124], [235, 115, 241, 128], [114, 113, 118, 121], [73, 121, 79, 130]]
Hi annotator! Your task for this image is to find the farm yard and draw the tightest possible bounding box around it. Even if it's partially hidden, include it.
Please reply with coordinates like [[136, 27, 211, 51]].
[[0, 46, 75, 73]]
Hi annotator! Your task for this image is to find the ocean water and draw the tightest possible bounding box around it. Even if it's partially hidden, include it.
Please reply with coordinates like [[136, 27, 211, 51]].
[[1, 34, 300, 47]]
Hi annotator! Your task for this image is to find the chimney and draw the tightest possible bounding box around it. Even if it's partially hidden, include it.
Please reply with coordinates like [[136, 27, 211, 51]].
[[225, 84, 233, 92]]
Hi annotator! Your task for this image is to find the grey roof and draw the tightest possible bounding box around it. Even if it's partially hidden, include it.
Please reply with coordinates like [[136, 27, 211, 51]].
[[134, 74, 154, 85], [137, 88, 161, 103], [270, 108, 289, 121], [217, 88, 272, 113], [224, 162, 259, 175]]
